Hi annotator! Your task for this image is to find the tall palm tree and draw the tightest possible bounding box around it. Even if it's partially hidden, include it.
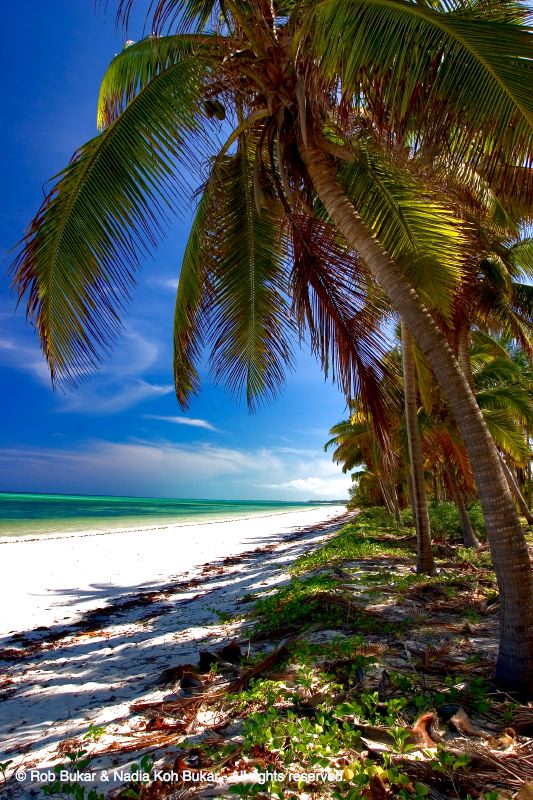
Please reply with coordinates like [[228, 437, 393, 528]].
[[11, 0, 533, 692], [325, 409, 402, 518], [401, 320, 435, 573]]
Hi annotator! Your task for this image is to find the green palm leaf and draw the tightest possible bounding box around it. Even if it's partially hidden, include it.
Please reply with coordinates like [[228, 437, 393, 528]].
[[310, 0, 533, 186], [97, 34, 216, 130], [338, 141, 467, 318], [190, 143, 295, 409], [11, 56, 208, 386], [482, 409, 531, 463], [173, 180, 214, 409], [117, 0, 224, 33]]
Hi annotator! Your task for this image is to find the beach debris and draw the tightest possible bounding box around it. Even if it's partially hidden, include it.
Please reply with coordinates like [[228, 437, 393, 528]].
[[365, 772, 389, 799], [450, 706, 484, 737], [411, 711, 442, 747], [179, 671, 204, 696], [158, 664, 198, 686], [218, 639, 243, 665], [516, 784, 533, 800], [487, 728, 517, 750], [198, 649, 220, 672]]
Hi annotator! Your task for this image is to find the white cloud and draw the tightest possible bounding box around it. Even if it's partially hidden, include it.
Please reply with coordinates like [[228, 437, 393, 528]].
[[0, 439, 349, 500], [60, 380, 174, 415], [268, 476, 352, 498], [0, 336, 52, 386], [144, 415, 220, 432], [99, 328, 159, 377], [151, 277, 179, 292], [0, 328, 172, 415]]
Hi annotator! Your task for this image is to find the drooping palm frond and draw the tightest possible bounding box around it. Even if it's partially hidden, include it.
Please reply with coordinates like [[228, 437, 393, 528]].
[[508, 239, 533, 279], [116, 0, 223, 33], [470, 329, 512, 363], [97, 33, 216, 129], [337, 140, 467, 319], [482, 409, 532, 464], [173, 179, 214, 409], [289, 212, 397, 442], [191, 143, 295, 410], [11, 56, 208, 386], [476, 384, 533, 425], [472, 255, 533, 354], [472, 353, 523, 385], [512, 283, 533, 325], [309, 0, 533, 192]]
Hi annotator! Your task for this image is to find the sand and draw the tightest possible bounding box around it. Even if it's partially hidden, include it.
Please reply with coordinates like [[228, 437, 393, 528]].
[[0, 505, 347, 796]]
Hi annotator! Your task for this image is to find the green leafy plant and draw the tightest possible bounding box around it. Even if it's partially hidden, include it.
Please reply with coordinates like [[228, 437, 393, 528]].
[[83, 725, 105, 743], [42, 749, 104, 800], [387, 726, 417, 754]]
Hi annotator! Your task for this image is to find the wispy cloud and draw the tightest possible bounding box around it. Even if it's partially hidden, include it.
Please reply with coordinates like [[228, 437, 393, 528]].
[[0, 336, 52, 386], [0, 439, 349, 500], [60, 380, 174, 415], [144, 414, 220, 432], [0, 328, 173, 415], [150, 277, 179, 292]]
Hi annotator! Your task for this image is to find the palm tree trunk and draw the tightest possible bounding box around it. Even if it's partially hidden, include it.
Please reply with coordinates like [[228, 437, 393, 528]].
[[446, 468, 481, 549], [526, 426, 531, 508], [457, 329, 532, 524], [390, 480, 401, 524], [378, 477, 395, 516], [401, 320, 435, 573], [499, 454, 533, 525], [304, 143, 533, 695], [458, 326, 475, 391]]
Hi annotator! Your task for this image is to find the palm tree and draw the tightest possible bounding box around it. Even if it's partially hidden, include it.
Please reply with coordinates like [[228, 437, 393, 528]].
[[11, 0, 533, 693], [401, 320, 435, 573], [325, 410, 402, 519]]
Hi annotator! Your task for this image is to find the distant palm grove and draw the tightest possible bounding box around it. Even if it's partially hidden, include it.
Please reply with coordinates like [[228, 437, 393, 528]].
[[11, 0, 533, 695]]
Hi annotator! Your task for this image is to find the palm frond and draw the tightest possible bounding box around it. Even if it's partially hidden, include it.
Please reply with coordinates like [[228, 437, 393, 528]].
[[508, 239, 533, 280], [173, 181, 214, 409], [482, 408, 532, 463], [512, 282, 533, 323], [289, 212, 397, 444], [97, 33, 216, 130], [473, 353, 522, 384], [337, 140, 467, 319], [116, 0, 224, 33], [310, 0, 533, 191], [476, 384, 533, 425], [201, 145, 295, 409], [11, 57, 208, 386]]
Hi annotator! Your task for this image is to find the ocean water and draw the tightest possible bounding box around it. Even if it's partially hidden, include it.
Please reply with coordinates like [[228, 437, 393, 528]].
[[0, 492, 339, 538]]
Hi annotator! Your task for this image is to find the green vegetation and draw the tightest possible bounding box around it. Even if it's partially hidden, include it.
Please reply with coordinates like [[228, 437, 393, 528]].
[[400, 501, 486, 543], [179, 509, 527, 799]]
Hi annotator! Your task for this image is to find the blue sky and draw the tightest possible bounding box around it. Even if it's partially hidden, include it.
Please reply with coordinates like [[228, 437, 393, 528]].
[[0, 0, 354, 501]]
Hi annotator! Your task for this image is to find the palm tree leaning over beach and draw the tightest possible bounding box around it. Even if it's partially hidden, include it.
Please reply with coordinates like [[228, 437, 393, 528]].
[[11, 0, 533, 693]]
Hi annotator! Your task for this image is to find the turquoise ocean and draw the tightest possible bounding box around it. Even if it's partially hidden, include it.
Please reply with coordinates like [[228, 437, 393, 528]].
[[0, 492, 341, 538]]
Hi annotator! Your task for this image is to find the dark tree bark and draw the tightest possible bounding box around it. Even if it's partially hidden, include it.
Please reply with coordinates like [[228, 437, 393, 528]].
[[446, 467, 481, 549], [499, 454, 533, 526], [401, 320, 436, 573]]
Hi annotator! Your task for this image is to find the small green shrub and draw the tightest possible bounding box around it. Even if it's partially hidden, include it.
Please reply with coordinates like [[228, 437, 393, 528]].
[[402, 501, 486, 542]]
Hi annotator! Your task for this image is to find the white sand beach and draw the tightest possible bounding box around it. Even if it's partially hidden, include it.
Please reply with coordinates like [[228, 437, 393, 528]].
[[0, 505, 348, 796]]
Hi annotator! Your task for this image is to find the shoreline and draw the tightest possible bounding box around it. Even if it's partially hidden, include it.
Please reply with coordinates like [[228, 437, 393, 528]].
[[0, 503, 345, 545], [0, 505, 349, 790], [0, 505, 346, 637]]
